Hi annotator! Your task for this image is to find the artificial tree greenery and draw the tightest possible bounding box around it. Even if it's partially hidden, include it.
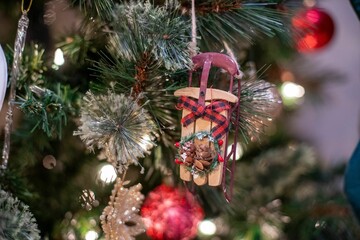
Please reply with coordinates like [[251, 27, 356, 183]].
[[0, 0, 358, 239]]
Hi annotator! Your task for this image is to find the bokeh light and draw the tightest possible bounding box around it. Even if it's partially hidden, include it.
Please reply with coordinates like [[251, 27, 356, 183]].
[[198, 219, 217, 236], [53, 48, 65, 66], [98, 164, 117, 183], [85, 230, 98, 240]]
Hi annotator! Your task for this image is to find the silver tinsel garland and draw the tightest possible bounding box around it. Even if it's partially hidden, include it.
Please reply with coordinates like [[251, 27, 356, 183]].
[[74, 91, 155, 173]]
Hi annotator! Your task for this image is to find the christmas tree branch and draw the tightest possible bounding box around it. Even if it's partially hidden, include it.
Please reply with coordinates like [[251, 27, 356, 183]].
[[72, 0, 114, 20]]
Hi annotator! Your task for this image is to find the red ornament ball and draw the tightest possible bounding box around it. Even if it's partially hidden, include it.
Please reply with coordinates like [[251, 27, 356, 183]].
[[141, 184, 204, 240], [292, 7, 335, 52]]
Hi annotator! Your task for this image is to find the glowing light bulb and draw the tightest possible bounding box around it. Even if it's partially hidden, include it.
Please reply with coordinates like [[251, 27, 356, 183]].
[[227, 142, 243, 161], [281, 82, 305, 99], [99, 164, 117, 183], [198, 219, 217, 236], [54, 48, 65, 66], [85, 230, 98, 240]]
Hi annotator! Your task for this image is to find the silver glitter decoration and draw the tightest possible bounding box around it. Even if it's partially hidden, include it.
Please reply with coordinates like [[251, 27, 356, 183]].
[[74, 91, 155, 173], [1, 13, 29, 170]]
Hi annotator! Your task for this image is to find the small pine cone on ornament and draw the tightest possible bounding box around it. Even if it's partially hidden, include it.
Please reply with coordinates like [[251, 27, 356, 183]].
[[181, 142, 196, 166], [194, 144, 214, 170], [194, 159, 204, 171], [185, 156, 194, 166]]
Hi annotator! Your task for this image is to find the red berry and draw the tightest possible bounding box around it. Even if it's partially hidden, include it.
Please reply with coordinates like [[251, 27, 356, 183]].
[[175, 158, 183, 164], [218, 139, 224, 146], [218, 154, 224, 163], [174, 142, 180, 148]]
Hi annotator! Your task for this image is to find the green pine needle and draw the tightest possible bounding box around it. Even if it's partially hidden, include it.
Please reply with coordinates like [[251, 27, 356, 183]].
[[179, 0, 293, 50], [233, 79, 282, 143], [17, 84, 74, 139], [109, 1, 192, 71], [14, 43, 47, 90], [72, 0, 114, 20], [0, 190, 41, 240], [57, 19, 107, 65]]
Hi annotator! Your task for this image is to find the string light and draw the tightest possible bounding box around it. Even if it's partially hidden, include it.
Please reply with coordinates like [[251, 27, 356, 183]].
[[54, 48, 65, 66], [98, 164, 117, 183], [227, 142, 243, 161], [85, 230, 98, 240], [281, 82, 305, 99], [198, 219, 217, 236]]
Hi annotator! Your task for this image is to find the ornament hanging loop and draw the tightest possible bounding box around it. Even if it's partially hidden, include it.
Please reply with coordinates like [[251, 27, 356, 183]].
[[21, 0, 34, 14]]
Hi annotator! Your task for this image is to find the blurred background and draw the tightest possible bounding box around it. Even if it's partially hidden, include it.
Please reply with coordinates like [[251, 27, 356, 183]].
[[0, 0, 359, 239]]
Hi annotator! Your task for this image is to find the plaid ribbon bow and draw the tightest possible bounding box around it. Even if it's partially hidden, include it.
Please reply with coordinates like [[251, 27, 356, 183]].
[[176, 96, 231, 139]]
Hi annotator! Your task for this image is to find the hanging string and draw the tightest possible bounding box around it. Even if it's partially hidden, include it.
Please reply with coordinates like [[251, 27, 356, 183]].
[[21, 0, 34, 14], [223, 41, 244, 79], [1, 0, 33, 170], [190, 0, 197, 57]]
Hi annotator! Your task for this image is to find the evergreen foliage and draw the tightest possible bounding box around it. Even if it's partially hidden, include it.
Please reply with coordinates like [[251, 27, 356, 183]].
[[0, 0, 358, 239], [0, 190, 41, 240]]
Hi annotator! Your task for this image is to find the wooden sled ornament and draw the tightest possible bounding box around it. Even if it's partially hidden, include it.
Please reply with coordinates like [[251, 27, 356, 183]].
[[174, 52, 239, 186]]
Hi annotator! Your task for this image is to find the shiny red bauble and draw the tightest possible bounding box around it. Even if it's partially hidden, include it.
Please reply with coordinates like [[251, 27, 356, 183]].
[[141, 184, 204, 240], [292, 7, 335, 52]]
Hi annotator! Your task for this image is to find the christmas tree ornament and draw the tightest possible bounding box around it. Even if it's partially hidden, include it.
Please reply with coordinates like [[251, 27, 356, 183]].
[[141, 184, 204, 240], [1, 0, 32, 170], [0, 190, 41, 240], [0, 45, 7, 111], [174, 52, 240, 187], [292, 7, 335, 52], [74, 91, 155, 174], [42, 155, 57, 169], [100, 178, 145, 240]]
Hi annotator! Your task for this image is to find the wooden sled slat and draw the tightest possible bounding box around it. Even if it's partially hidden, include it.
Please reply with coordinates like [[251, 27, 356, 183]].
[[180, 109, 193, 182], [193, 103, 211, 186], [174, 87, 238, 103], [178, 93, 233, 186], [208, 109, 227, 186]]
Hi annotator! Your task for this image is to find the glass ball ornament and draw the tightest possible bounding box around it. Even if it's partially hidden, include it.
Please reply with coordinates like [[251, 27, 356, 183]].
[[141, 184, 204, 240], [292, 7, 335, 52], [0, 45, 7, 111]]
